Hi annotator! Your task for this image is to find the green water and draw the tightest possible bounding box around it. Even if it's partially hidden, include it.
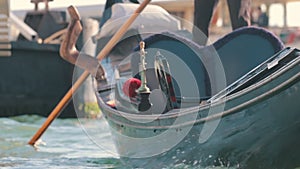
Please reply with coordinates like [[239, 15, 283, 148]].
[[0, 115, 121, 169], [1, 115, 238, 169], [2, 115, 297, 169], [0, 115, 214, 169]]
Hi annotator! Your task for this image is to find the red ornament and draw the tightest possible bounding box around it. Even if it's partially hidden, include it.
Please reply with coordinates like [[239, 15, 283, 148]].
[[122, 78, 141, 97]]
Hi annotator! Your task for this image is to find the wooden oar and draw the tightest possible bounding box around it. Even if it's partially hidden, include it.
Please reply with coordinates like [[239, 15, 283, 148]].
[[28, 0, 151, 146]]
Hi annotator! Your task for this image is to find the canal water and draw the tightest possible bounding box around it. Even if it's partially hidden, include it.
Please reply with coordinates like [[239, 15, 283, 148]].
[[0, 115, 121, 169], [1, 115, 235, 169], [1, 115, 297, 169]]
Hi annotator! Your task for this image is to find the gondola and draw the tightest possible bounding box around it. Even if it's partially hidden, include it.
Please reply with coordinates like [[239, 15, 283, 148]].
[[61, 4, 300, 168]]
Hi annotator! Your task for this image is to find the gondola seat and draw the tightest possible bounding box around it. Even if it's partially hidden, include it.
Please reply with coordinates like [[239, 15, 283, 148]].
[[131, 27, 284, 103]]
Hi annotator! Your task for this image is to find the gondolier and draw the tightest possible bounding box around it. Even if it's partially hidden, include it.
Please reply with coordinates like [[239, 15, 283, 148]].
[[193, 0, 251, 45]]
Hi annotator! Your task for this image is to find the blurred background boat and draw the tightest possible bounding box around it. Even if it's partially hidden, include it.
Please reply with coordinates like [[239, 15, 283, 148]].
[[0, 0, 106, 118]]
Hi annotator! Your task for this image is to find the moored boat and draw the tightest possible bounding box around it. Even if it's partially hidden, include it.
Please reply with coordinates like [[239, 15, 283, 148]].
[[0, 0, 104, 118], [0, 0, 78, 117]]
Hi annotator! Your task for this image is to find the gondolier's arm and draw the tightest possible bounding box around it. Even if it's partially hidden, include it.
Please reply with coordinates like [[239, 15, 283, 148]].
[[60, 6, 106, 81]]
